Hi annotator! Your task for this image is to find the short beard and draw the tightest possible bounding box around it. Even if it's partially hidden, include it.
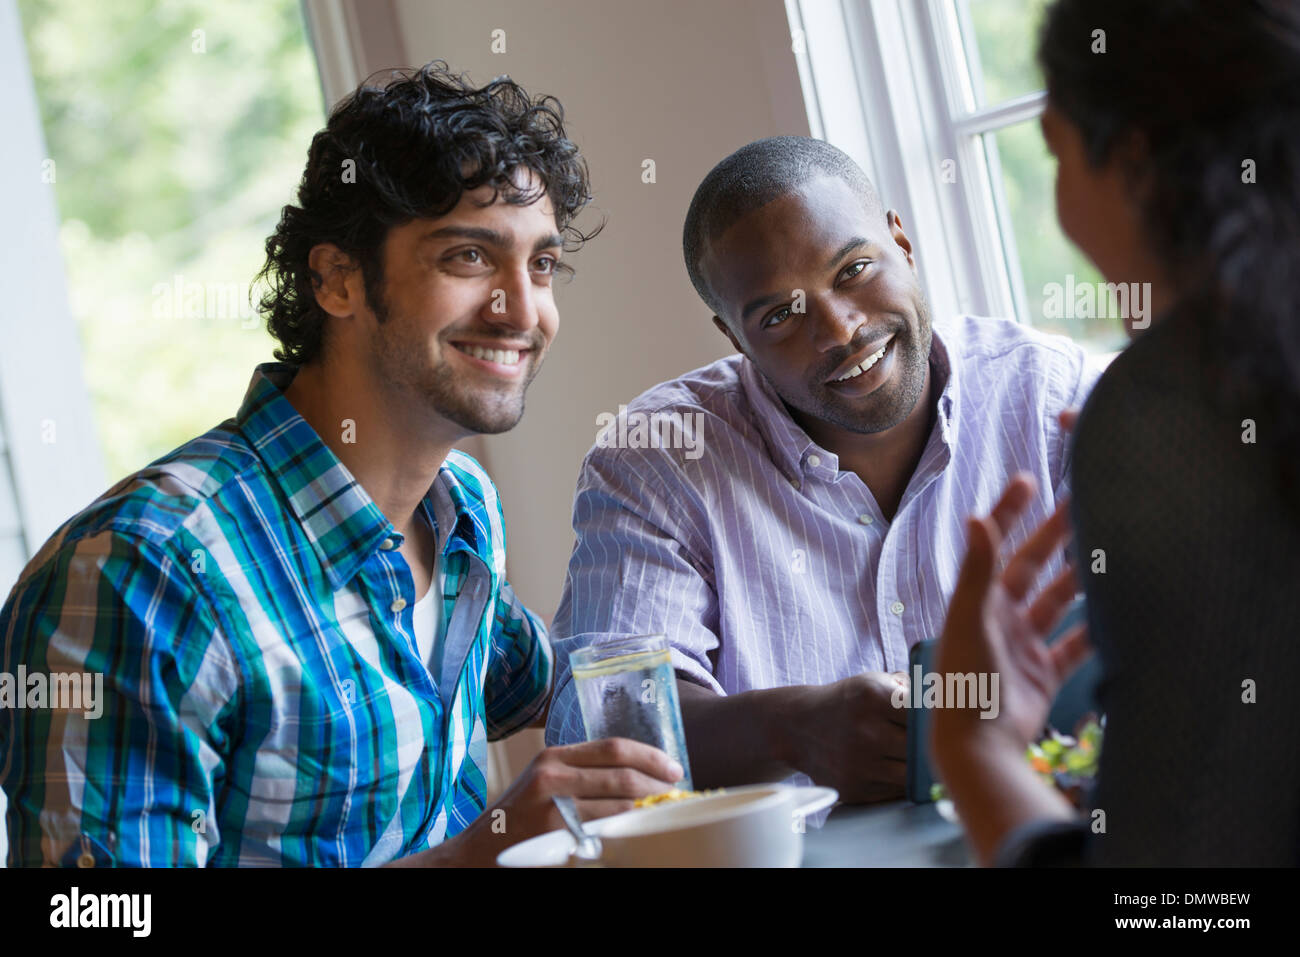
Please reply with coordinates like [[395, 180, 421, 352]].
[[408, 354, 535, 435], [365, 276, 542, 436], [789, 295, 933, 436]]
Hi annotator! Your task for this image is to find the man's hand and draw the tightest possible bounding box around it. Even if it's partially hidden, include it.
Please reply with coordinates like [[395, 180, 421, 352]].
[[776, 671, 909, 803], [677, 673, 908, 803], [392, 738, 682, 866], [487, 737, 683, 829]]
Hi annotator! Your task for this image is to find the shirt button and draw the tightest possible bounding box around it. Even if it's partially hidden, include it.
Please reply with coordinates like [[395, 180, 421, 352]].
[[379, 538, 396, 551], [391, 598, 407, 613], [858, 513, 874, 525], [790, 477, 801, 491], [807, 454, 822, 468], [890, 600, 905, 616]]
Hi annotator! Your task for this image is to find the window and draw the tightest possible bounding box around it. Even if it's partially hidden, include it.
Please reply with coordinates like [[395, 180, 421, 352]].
[[2, 0, 327, 866], [16, 0, 325, 486], [788, 0, 1124, 352]]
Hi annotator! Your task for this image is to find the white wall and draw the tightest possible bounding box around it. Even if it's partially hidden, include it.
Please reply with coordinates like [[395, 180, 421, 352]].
[[393, 0, 810, 616]]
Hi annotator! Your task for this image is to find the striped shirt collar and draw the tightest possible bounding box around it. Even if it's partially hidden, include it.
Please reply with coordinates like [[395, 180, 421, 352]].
[[234, 362, 484, 590], [737, 325, 958, 485]]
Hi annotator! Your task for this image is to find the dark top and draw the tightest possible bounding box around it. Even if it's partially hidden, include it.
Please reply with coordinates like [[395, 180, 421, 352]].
[[998, 310, 1300, 866]]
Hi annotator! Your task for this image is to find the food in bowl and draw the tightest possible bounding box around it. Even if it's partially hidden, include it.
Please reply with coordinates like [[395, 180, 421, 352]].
[[496, 783, 838, 867], [602, 785, 802, 866], [633, 787, 725, 808]]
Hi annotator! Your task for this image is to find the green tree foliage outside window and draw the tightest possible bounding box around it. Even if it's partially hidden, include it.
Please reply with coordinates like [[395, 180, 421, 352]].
[[18, 0, 324, 481], [963, 0, 1118, 347]]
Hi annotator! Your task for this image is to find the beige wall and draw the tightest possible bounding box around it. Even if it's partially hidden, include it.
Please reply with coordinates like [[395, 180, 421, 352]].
[[391, 0, 809, 781], [394, 0, 809, 615]]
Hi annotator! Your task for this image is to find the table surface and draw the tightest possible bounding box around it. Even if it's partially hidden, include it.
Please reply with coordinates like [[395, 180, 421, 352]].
[[801, 799, 972, 867]]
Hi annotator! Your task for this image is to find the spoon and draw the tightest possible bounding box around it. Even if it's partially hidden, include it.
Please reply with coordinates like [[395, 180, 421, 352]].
[[552, 795, 603, 863]]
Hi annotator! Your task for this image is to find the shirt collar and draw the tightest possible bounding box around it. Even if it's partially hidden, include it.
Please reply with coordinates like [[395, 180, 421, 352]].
[[930, 325, 958, 446], [235, 363, 484, 589], [431, 463, 489, 562], [738, 324, 959, 485]]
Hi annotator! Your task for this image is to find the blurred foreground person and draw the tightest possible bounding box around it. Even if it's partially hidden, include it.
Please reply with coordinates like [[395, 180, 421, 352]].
[[932, 0, 1300, 866]]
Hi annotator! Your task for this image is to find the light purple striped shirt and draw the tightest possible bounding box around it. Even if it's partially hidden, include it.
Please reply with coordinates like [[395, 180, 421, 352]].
[[545, 315, 1098, 745]]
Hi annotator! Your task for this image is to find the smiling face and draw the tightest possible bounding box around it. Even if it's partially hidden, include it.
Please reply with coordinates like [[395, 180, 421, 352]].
[[702, 175, 932, 436], [356, 170, 564, 435]]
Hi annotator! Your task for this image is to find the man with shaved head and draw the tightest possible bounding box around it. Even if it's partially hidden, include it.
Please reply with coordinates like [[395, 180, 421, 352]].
[[545, 136, 1100, 801]]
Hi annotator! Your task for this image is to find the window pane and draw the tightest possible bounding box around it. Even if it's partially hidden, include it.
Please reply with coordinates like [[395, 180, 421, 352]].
[[956, 0, 1053, 106], [985, 119, 1126, 349], [18, 0, 323, 482]]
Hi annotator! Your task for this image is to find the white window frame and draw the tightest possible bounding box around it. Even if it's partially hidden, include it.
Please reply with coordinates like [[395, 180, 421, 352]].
[[786, 0, 1052, 333], [1, 0, 107, 576]]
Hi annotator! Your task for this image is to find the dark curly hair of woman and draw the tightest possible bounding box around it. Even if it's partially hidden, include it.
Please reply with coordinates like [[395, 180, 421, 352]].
[[256, 61, 598, 365], [1039, 0, 1300, 499]]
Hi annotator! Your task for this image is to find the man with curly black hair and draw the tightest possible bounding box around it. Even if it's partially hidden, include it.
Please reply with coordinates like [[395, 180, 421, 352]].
[[0, 62, 681, 867]]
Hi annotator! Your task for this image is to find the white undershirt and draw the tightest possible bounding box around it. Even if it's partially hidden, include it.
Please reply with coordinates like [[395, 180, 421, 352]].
[[411, 531, 443, 674]]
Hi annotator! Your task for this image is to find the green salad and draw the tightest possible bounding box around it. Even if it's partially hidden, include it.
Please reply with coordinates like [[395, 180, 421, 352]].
[[931, 716, 1104, 808]]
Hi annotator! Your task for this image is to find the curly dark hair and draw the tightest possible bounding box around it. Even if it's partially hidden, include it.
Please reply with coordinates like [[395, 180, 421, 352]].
[[256, 61, 599, 365], [1039, 0, 1300, 492]]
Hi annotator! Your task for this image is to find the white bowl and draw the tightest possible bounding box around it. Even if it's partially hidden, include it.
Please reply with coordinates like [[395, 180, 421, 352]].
[[497, 784, 837, 868]]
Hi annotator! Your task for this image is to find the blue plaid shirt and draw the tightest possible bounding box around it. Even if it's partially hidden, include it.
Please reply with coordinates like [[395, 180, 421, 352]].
[[0, 363, 552, 866]]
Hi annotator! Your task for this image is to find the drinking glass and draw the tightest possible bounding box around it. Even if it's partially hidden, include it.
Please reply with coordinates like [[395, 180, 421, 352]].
[[570, 633, 693, 789]]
